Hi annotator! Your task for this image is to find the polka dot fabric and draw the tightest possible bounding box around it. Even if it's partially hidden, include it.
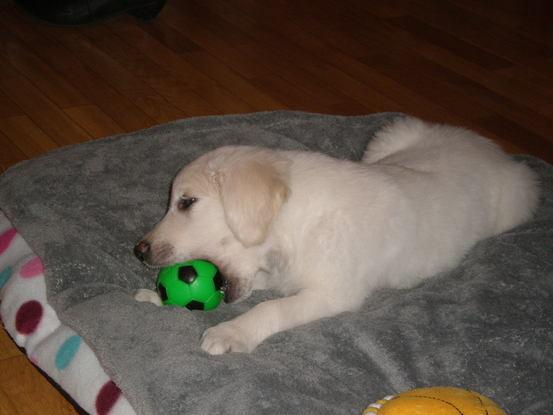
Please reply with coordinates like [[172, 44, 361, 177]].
[[0, 212, 135, 415]]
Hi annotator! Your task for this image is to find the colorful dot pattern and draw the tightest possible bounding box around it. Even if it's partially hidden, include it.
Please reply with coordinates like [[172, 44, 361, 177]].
[[0, 265, 12, 289], [0, 228, 17, 255], [15, 300, 43, 335], [20, 256, 44, 279], [96, 381, 123, 415], [0, 218, 133, 415], [12, 258, 46, 336], [55, 335, 82, 371]]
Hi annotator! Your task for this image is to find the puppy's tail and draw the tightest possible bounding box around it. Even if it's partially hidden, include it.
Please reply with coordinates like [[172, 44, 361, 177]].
[[362, 116, 426, 164]]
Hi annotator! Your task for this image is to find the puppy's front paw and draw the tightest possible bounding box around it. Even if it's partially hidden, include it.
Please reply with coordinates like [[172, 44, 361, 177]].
[[201, 323, 257, 355], [134, 288, 163, 306]]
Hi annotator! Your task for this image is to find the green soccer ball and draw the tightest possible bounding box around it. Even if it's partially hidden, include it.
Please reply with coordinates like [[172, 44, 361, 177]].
[[156, 260, 225, 311]]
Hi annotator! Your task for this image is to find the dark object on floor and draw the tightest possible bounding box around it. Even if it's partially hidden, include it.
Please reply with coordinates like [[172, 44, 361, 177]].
[[15, 0, 167, 25]]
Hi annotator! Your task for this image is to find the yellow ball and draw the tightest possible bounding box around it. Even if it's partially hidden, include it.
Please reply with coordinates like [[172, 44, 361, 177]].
[[363, 387, 506, 415]]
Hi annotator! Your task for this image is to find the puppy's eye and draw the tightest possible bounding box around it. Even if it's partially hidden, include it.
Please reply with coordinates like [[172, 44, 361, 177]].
[[177, 197, 197, 211]]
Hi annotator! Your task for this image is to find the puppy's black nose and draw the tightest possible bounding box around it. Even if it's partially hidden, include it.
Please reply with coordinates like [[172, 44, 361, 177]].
[[134, 240, 151, 262]]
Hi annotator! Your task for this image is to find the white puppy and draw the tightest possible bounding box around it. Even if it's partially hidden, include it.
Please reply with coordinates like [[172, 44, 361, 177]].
[[134, 116, 539, 355]]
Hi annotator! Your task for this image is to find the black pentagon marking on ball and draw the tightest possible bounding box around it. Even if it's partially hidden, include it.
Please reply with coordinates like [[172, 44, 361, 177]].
[[186, 300, 205, 311], [158, 283, 168, 302], [178, 265, 198, 284], [213, 271, 225, 291]]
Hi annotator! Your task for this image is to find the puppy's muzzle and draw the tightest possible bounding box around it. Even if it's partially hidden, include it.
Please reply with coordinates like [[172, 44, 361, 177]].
[[134, 240, 151, 262], [134, 240, 175, 266]]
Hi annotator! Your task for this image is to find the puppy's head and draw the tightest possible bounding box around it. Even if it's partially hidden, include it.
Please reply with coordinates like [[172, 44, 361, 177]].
[[134, 146, 290, 302]]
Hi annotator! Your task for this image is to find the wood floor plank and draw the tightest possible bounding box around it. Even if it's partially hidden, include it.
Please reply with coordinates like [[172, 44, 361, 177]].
[[284, 37, 463, 123], [0, 328, 21, 361], [150, 7, 354, 110], [80, 25, 172, 82], [0, 354, 78, 415], [309, 63, 402, 113], [125, 94, 187, 124], [0, 115, 58, 158], [53, 31, 156, 97], [215, 1, 459, 123], [0, 388, 21, 415], [147, 80, 221, 117], [249, 74, 341, 114], [181, 51, 287, 111], [496, 66, 553, 102], [165, 0, 254, 48], [448, 0, 522, 31], [192, 83, 255, 114], [310, 0, 553, 122], [160, 6, 272, 81], [147, 4, 292, 111], [0, 89, 24, 119], [198, 0, 366, 105], [0, 57, 90, 146], [104, 17, 215, 89], [0, 32, 89, 109], [140, 20, 203, 54], [0, 9, 155, 132], [64, 104, 125, 138], [363, 52, 494, 118], [334, 0, 553, 118], [0, 129, 26, 172], [407, 0, 550, 70], [388, 14, 514, 71], [212, 1, 386, 112], [478, 114, 553, 161], [386, 15, 553, 116], [80, 24, 266, 117]]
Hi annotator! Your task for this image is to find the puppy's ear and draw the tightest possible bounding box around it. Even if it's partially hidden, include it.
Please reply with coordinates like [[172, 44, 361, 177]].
[[217, 157, 289, 247]]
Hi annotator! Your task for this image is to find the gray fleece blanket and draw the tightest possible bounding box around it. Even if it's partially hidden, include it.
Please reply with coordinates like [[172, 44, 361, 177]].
[[0, 111, 552, 415]]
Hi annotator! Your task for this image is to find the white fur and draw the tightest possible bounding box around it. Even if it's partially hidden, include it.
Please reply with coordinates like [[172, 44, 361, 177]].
[[135, 116, 539, 354]]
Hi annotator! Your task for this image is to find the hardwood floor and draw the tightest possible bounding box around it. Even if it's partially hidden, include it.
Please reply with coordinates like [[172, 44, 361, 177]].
[[0, 0, 552, 413]]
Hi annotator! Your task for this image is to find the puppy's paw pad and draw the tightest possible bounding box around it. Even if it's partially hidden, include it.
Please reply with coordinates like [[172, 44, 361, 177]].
[[201, 324, 254, 355], [134, 289, 163, 306]]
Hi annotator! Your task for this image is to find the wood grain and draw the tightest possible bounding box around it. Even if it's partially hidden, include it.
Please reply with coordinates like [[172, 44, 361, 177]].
[[1, 0, 552, 413], [0, 344, 78, 415]]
